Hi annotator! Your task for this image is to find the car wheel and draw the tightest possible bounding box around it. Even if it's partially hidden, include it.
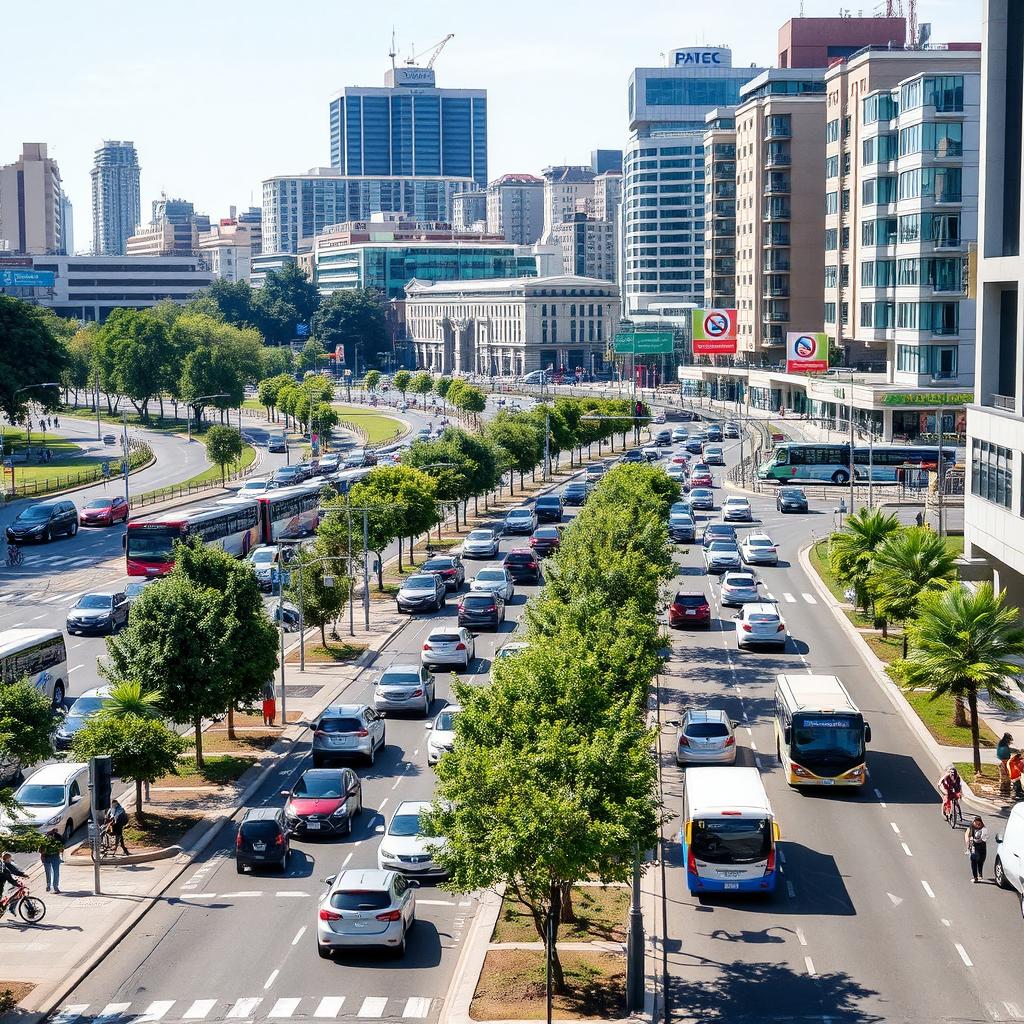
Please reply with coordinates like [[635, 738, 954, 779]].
[[63, 820, 74, 844], [279, 855, 288, 872], [832, 469, 850, 485], [52, 682, 65, 708], [995, 857, 1011, 890], [69, 521, 78, 537], [236, 862, 245, 874], [312, 754, 325, 769], [42, 529, 51, 543], [367, 741, 376, 767], [394, 927, 407, 958]]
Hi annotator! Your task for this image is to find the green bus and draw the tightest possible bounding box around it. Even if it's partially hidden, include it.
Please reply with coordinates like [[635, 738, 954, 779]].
[[757, 442, 955, 485]]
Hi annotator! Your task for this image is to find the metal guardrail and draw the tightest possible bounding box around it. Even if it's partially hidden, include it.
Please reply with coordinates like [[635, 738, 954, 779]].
[[4, 439, 152, 501]]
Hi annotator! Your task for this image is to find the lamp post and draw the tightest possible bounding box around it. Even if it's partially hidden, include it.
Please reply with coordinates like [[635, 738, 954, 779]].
[[185, 393, 229, 443]]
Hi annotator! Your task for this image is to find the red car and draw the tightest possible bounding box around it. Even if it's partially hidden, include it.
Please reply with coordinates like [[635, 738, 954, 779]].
[[529, 526, 561, 558], [80, 495, 129, 527], [689, 471, 713, 488], [669, 591, 711, 629]]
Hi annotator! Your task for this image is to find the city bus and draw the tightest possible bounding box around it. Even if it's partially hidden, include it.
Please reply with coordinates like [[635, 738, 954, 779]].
[[774, 674, 871, 787], [681, 766, 780, 895], [757, 442, 956, 485], [220, 483, 322, 544], [0, 628, 68, 708], [125, 501, 261, 576]]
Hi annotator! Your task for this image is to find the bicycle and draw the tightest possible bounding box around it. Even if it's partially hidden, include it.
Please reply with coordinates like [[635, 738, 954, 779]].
[[6, 545, 23, 568], [1, 883, 46, 923], [943, 794, 963, 829]]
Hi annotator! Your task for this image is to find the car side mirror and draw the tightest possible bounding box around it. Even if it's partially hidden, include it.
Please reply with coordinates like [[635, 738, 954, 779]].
[[280, 790, 291, 798], [425, 722, 433, 730], [407, 879, 420, 888], [864, 723, 872, 744], [323, 875, 336, 885], [70, 795, 81, 804]]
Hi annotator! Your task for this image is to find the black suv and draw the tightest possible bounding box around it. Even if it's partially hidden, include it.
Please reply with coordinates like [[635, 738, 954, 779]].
[[777, 486, 809, 513], [421, 555, 465, 591], [458, 592, 505, 630], [502, 549, 541, 585], [236, 807, 290, 873], [562, 481, 587, 505], [534, 494, 563, 523], [6, 500, 78, 543]]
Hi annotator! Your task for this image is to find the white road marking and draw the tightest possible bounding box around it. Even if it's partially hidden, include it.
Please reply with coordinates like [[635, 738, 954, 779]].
[[275, 891, 307, 898], [901, 842, 913, 857], [890, 822, 901, 835], [921, 880, 935, 898], [29, 613, 47, 621], [314, 997, 346, 1017], [413, 749, 420, 757], [417, 899, 458, 906], [51, 1005, 88, 1024], [183, 1000, 217, 1019], [391, 778, 401, 790], [291, 926, 306, 945], [1004, 1003, 1022, 1018], [804, 956, 816, 976], [135, 1001, 175, 1022], [221, 891, 261, 898], [796, 928, 807, 946], [227, 998, 262, 1018], [70, 664, 84, 672], [93, 1003, 131, 1024], [268, 999, 301, 1018], [887, 892, 903, 906], [357, 998, 387, 1018], [941, 918, 952, 928], [180, 892, 215, 900], [378, 798, 388, 811], [955, 943, 973, 967], [403, 999, 432, 1019], [786, 880, 796, 899], [342, 852, 353, 867], [801, 593, 817, 604], [745, 727, 752, 736], [750, 739, 758, 751]]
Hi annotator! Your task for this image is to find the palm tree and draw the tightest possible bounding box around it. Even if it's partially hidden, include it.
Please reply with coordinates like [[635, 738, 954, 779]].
[[828, 508, 902, 611], [900, 583, 1024, 772], [870, 527, 958, 656], [98, 680, 163, 721]]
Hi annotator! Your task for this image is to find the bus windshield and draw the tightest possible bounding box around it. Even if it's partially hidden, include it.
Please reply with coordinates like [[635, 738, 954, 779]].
[[792, 714, 865, 766], [126, 527, 179, 563], [691, 818, 771, 865], [773, 447, 788, 464]]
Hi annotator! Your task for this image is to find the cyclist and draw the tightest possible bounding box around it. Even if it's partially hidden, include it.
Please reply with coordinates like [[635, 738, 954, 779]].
[[938, 765, 963, 820], [0, 852, 27, 912]]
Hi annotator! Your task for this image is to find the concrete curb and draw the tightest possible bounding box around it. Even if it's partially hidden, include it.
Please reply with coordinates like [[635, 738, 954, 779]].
[[797, 541, 1004, 815]]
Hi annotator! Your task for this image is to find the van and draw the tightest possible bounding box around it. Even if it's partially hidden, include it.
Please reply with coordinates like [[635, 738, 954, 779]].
[[994, 804, 1024, 912], [0, 762, 91, 842]]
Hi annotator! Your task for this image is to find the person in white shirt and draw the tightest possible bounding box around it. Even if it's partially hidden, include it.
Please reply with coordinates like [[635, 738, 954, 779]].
[[966, 816, 991, 882]]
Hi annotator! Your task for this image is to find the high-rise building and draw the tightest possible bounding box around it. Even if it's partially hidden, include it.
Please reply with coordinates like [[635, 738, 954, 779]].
[[198, 214, 255, 284], [486, 174, 544, 245], [623, 47, 766, 314], [777, 15, 907, 68], [452, 191, 487, 232], [548, 214, 616, 282], [0, 143, 65, 255], [591, 149, 624, 174], [966, 0, 1024, 605], [541, 166, 595, 241], [126, 196, 211, 256], [60, 195, 74, 255], [91, 141, 140, 256], [702, 108, 737, 311], [236, 206, 262, 255], [329, 66, 487, 189]]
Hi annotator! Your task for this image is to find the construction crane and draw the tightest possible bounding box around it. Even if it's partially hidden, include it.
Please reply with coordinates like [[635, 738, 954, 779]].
[[404, 33, 455, 69]]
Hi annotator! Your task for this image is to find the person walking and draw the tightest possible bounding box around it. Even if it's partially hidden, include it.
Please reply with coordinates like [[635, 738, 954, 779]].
[[39, 828, 62, 893], [262, 679, 277, 727], [106, 799, 130, 856], [966, 816, 991, 882], [998, 733, 1015, 797]]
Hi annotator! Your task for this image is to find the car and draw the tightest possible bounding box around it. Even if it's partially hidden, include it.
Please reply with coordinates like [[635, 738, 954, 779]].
[[6, 500, 78, 543], [654, 410, 667, 424], [534, 494, 563, 523], [283, 767, 362, 838], [720, 571, 762, 606], [621, 449, 645, 464], [269, 601, 301, 631], [317, 454, 341, 473], [666, 464, 686, 483], [267, 434, 288, 454], [704, 425, 723, 442], [273, 466, 302, 487], [457, 592, 505, 630], [248, 544, 294, 591], [642, 447, 662, 462], [426, 705, 460, 765], [668, 511, 696, 543], [54, 685, 111, 750], [562, 481, 588, 505], [654, 430, 673, 447], [703, 523, 738, 548], [724, 422, 741, 439], [776, 486, 809, 513], [722, 496, 753, 522], [741, 532, 779, 565], [505, 507, 538, 535], [421, 627, 475, 670], [396, 573, 447, 614], [79, 495, 129, 527], [703, 445, 725, 466], [735, 602, 788, 648], [124, 579, 154, 605], [462, 529, 500, 559], [374, 664, 435, 717], [668, 591, 711, 629], [102, 433, 117, 445], [66, 591, 129, 635], [669, 452, 690, 467], [993, 803, 1024, 906], [311, 704, 386, 767], [236, 807, 290, 872], [0, 762, 91, 842], [421, 555, 465, 591], [585, 463, 608, 481], [672, 498, 693, 517], [238, 478, 279, 497], [675, 709, 737, 766], [690, 487, 714, 511], [316, 869, 417, 958], [685, 438, 705, 455], [502, 549, 541, 584], [671, 426, 690, 443], [377, 800, 447, 877], [704, 541, 742, 574], [470, 567, 515, 601], [414, 428, 431, 441], [530, 525, 561, 558], [689, 468, 713, 488]]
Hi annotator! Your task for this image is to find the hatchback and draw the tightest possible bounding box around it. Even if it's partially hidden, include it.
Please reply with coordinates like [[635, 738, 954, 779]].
[[621, 449, 644, 464], [777, 486, 809, 513], [720, 572, 761, 606], [54, 686, 111, 750], [735, 602, 788, 649], [421, 627, 475, 670], [462, 529, 500, 559], [396, 574, 446, 614], [703, 523, 737, 549], [504, 507, 538, 534], [317, 869, 417, 958], [666, 464, 686, 483], [6, 500, 78, 543], [66, 592, 128, 635], [686, 438, 705, 455], [80, 495, 129, 527], [722, 496, 753, 522], [562, 481, 588, 505], [236, 807, 290, 872], [529, 526, 561, 558], [675, 709, 736, 766], [668, 592, 711, 629], [284, 768, 362, 838], [377, 800, 448, 877], [502, 549, 540, 584], [458, 592, 505, 630], [470, 567, 515, 601], [741, 533, 779, 566], [421, 555, 465, 591], [668, 512, 695, 543], [374, 665, 435, 717], [690, 487, 714, 510], [311, 704, 386, 768], [534, 494, 563, 522], [273, 466, 302, 487]]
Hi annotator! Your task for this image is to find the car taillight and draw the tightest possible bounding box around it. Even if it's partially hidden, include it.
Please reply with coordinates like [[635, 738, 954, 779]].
[[275, 833, 285, 846], [455, 642, 466, 650], [764, 846, 776, 876], [235, 833, 242, 849], [742, 624, 753, 632], [528, 561, 538, 569], [725, 736, 735, 746], [375, 909, 402, 922], [678, 735, 690, 747], [354, 729, 369, 737], [319, 908, 342, 921], [777, 623, 786, 632], [422, 643, 431, 651]]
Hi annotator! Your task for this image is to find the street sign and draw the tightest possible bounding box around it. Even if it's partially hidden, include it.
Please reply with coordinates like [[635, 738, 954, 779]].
[[296, 323, 310, 337], [101, 460, 111, 479], [0, 269, 55, 288], [613, 331, 674, 355], [786, 332, 829, 373], [691, 309, 738, 355]]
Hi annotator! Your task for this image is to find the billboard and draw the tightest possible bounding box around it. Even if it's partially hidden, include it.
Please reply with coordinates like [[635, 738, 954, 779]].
[[786, 332, 829, 373], [0, 269, 55, 288], [691, 309, 738, 355], [613, 331, 674, 355]]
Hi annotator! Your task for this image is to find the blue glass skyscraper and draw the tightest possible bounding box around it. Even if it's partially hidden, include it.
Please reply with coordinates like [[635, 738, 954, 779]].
[[330, 67, 487, 189]]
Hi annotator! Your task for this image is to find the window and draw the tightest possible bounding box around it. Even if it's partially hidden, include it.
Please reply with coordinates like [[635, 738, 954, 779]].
[[898, 212, 961, 246], [824, 265, 838, 288], [862, 218, 897, 246], [825, 155, 839, 178], [860, 301, 895, 328], [862, 134, 899, 164], [825, 191, 839, 215], [824, 228, 838, 251], [826, 119, 840, 143], [824, 302, 837, 324], [897, 167, 962, 202], [971, 439, 1013, 509], [645, 78, 745, 107], [902, 75, 964, 112], [863, 92, 898, 124], [899, 121, 964, 157]]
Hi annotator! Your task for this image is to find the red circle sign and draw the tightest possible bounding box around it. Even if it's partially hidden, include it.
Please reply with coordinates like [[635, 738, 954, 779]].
[[703, 311, 729, 338]]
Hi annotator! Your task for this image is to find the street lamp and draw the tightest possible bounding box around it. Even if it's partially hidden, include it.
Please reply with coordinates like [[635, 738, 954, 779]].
[[185, 393, 229, 443]]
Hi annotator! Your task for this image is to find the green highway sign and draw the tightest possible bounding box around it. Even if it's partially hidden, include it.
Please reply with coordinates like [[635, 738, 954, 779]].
[[613, 331, 674, 355]]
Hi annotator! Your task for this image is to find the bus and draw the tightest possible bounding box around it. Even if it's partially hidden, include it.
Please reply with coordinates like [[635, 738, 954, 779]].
[[681, 767, 780, 895], [0, 628, 68, 707], [220, 483, 322, 545], [774, 674, 871, 787], [757, 442, 956, 485], [326, 467, 373, 495], [125, 501, 261, 576]]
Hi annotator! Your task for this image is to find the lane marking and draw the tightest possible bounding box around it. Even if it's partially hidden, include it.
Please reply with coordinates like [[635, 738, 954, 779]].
[[1004, 1003, 1021, 1018], [180, 892, 215, 900], [268, 999, 301, 1019], [183, 1001, 217, 1019], [135, 1002, 175, 1023], [955, 943, 973, 967], [221, 891, 261, 898], [804, 956, 816, 976], [417, 898, 459, 906], [941, 918, 951, 928], [291, 926, 306, 945], [314, 997, 346, 1017], [921, 880, 935, 898], [51, 1006, 89, 1024], [404, 999, 432, 1019], [887, 892, 903, 906], [227, 998, 262, 1018], [801, 593, 817, 604], [70, 664, 84, 673], [93, 1003, 131, 1024], [901, 842, 913, 857], [890, 822, 901, 835], [378, 798, 389, 811], [264, 971, 279, 990], [29, 613, 47, 621], [750, 740, 758, 751], [341, 852, 353, 867], [796, 928, 807, 946], [357, 997, 388, 1018], [275, 891, 308, 898]]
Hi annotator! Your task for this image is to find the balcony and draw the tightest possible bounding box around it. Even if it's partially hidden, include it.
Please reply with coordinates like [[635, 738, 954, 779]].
[[712, 219, 736, 236], [764, 283, 790, 298], [763, 304, 790, 323], [763, 198, 791, 221], [766, 119, 791, 140], [764, 174, 791, 196], [714, 183, 736, 199], [713, 161, 736, 178], [714, 200, 736, 218], [711, 241, 735, 257], [992, 394, 1017, 411], [713, 257, 736, 274], [763, 229, 791, 247], [712, 278, 736, 296], [763, 325, 785, 344], [763, 254, 790, 272]]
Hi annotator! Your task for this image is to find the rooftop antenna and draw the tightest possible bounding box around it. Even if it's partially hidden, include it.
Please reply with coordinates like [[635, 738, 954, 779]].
[[389, 27, 397, 70]]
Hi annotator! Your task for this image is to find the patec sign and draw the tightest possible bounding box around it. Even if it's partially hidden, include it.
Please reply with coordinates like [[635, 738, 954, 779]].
[[670, 47, 732, 67], [786, 332, 829, 374], [691, 308, 738, 355]]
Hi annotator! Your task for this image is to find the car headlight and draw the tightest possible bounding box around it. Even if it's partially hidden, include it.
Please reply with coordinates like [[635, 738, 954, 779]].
[[45, 813, 63, 826], [331, 806, 349, 818], [379, 847, 396, 859]]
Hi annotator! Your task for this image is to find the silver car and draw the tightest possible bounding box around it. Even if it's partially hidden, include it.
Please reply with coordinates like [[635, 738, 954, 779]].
[[703, 445, 725, 465], [504, 508, 537, 535], [377, 800, 448, 877], [317, 869, 417, 958], [470, 567, 515, 601], [427, 705, 460, 765], [722, 496, 753, 522], [421, 627, 475, 670], [720, 571, 761, 606], [704, 541, 741, 574], [373, 665, 436, 717], [735, 602, 789, 649], [675, 709, 737, 766], [690, 488, 714, 511], [311, 704, 386, 768], [741, 533, 779, 565], [462, 529, 499, 559]]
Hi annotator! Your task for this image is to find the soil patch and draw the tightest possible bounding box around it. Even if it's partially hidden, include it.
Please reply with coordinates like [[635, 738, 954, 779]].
[[492, 887, 629, 944], [0, 981, 36, 1010]]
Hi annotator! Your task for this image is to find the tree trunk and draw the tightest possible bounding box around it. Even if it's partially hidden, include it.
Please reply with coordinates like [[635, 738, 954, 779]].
[[954, 694, 969, 729], [194, 716, 205, 769], [968, 687, 982, 774], [227, 703, 236, 741], [548, 881, 566, 994], [135, 778, 144, 816], [376, 551, 385, 590], [409, 535, 415, 564], [559, 881, 576, 923], [902, 634, 908, 659], [397, 539, 403, 574], [320, 621, 327, 647]]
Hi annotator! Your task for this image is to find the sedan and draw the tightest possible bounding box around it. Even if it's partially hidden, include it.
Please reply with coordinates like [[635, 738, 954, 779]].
[[741, 532, 779, 566], [462, 529, 500, 559], [377, 800, 448, 877], [273, 466, 303, 487], [124, 579, 154, 605], [668, 591, 711, 629], [722, 496, 753, 523], [690, 468, 713, 488], [703, 445, 725, 466], [66, 592, 129, 635], [720, 571, 762, 606], [373, 665, 435, 717], [562, 481, 588, 505], [703, 523, 737, 549], [685, 438, 705, 455], [238, 478, 278, 497], [426, 705, 460, 765], [666, 464, 686, 484], [704, 541, 742, 574], [653, 430, 673, 447], [529, 526, 561, 558], [79, 495, 129, 527], [502, 549, 540, 585], [396, 574, 447, 614], [735, 602, 789, 649], [504, 507, 538, 535], [642, 447, 661, 462], [457, 592, 505, 630], [470, 567, 515, 601], [54, 686, 111, 750], [316, 869, 416, 958], [724, 422, 741, 439], [777, 486, 809, 513], [421, 627, 475, 670], [690, 487, 714, 511], [668, 512, 696, 543], [421, 555, 465, 591], [621, 449, 645, 464], [675, 709, 737, 766], [283, 767, 362, 838], [671, 426, 690, 443]]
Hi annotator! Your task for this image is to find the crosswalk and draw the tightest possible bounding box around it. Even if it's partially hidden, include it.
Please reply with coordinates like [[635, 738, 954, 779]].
[[0, 589, 84, 607], [777, 592, 816, 605], [52, 996, 435, 1024]]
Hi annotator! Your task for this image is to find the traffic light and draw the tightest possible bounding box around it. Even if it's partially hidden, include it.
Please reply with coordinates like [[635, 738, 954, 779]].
[[90, 755, 112, 811]]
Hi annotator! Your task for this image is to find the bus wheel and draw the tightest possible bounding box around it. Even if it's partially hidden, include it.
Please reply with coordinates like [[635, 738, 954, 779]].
[[832, 470, 850, 485]]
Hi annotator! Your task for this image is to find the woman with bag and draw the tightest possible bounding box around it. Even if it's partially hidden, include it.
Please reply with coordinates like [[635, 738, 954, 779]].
[[966, 816, 990, 883]]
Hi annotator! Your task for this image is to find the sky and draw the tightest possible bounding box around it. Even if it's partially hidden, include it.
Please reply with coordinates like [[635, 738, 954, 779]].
[[3, 0, 981, 253]]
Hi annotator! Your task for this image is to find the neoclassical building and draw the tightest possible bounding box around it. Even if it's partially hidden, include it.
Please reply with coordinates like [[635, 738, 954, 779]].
[[404, 275, 621, 376]]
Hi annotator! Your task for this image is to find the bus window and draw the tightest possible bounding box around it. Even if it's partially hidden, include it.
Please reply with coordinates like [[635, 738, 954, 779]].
[[691, 818, 772, 865]]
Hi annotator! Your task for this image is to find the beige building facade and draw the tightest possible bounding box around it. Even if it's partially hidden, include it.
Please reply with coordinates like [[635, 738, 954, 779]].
[[0, 143, 65, 255]]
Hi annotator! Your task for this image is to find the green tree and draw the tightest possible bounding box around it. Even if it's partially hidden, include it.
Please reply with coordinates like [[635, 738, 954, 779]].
[[325, 482, 402, 590], [257, 374, 292, 419], [0, 679, 60, 802], [98, 308, 171, 421], [61, 326, 95, 406], [402, 438, 475, 530], [828, 508, 902, 612], [285, 542, 350, 648], [433, 376, 453, 404], [298, 338, 327, 372], [254, 263, 321, 345], [260, 345, 294, 378], [898, 584, 1024, 772], [392, 369, 412, 399], [363, 369, 382, 393], [98, 680, 164, 721], [204, 278, 258, 329], [409, 371, 433, 401], [486, 412, 543, 491], [309, 288, 388, 370], [0, 296, 67, 423], [205, 425, 245, 482]]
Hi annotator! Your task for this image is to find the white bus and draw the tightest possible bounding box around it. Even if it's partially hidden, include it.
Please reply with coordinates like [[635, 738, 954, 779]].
[[774, 674, 871, 787], [681, 766, 780, 895], [0, 628, 69, 707]]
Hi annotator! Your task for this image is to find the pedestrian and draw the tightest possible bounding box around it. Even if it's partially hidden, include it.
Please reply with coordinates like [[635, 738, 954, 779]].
[[998, 732, 1015, 795], [106, 799, 130, 856], [39, 828, 62, 893], [1009, 750, 1024, 801], [915, 511, 925, 528], [966, 816, 990, 882], [262, 679, 277, 727]]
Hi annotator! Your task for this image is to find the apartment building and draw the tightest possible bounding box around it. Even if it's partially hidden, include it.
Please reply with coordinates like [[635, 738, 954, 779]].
[[547, 214, 616, 282], [541, 166, 596, 241], [91, 141, 140, 256], [486, 174, 544, 245], [703, 108, 737, 311], [0, 144, 66, 255]]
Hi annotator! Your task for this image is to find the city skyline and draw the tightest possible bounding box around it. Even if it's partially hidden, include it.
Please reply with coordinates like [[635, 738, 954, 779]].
[[2, 0, 980, 252]]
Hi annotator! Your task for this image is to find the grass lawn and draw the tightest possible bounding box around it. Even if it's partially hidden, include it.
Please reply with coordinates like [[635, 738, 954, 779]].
[[62, 403, 205, 435], [286, 640, 367, 664], [122, 810, 206, 850], [492, 887, 629, 944], [331, 404, 405, 445], [902, 689, 998, 749], [181, 443, 257, 487], [157, 754, 257, 787], [808, 541, 874, 628], [861, 632, 905, 665], [471, 950, 625, 1021]]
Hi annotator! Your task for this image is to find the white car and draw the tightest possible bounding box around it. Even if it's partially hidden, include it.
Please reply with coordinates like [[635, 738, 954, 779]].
[[426, 705, 460, 765], [720, 571, 762, 606], [666, 464, 686, 483], [671, 426, 689, 442], [741, 532, 779, 565], [421, 627, 475, 670], [704, 541, 742, 574], [238, 478, 278, 495], [462, 529, 500, 559], [703, 445, 725, 465], [470, 567, 515, 601], [735, 602, 788, 649], [0, 762, 92, 842], [722, 496, 753, 522], [377, 800, 448, 877]]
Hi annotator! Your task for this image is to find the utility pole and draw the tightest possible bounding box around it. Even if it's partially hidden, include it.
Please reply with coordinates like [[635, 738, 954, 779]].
[[276, 542, 287, 723], [626, 844, 645, 1013], [936, 401, 945, 537], [543, 409, 551, 480], [121, 411, 130, 507], [363, 509, 370, 630], [847, 371, 855, 515]]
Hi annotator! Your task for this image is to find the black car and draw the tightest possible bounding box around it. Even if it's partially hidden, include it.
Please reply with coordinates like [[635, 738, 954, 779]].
[[283, 768, 362, 838], [685, 438, 704, 455], [621, 449, 645, 464], [6, 500, 78, 543], [421, 555, 465, 591], [458, 592, 506, 630], [534, 494, 563, 523], [236, 807, 290, 873], [777, 486, 809, 513], [502, 549, 541, 584], [66, 592, 129, 635], [703, 523, 738, 549], [562, 482, 588, 505], [654, 430, 673, 446], [396, 573, 447, 613]]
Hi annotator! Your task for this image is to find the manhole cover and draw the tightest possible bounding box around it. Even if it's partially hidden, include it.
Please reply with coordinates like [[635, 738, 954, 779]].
[[284, 685, 322, 698]]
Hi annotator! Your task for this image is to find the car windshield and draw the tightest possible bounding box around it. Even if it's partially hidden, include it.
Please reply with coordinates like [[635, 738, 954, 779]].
[[380, 670, 420, 686], [76, 594, 112, 609], [240, 820, 280, 840], [467, 531, 492, 541], [691, 490, 711, 498], [685, 722, 730, 738], [507, 510, 530, 520], [477, 570, 504, 581], [674, 594, 705, 607], [331, 890, 391, 911], [435, 711, 459, 730], [293, 773, 344, 799], [463, 595, 496, 607], [251, 550, 275, 565], [792, 715, 865, 765], [691, 817, 772, 865], [389, 812, 422, 837], [67, 696, 107, 720], [423, 558, 454, 571], [749, 613, 779, 624], [84, 499, 113, 509], [709, 542, 736, 553], [748, 538, 774, 548], [782, 488, 805, 498], [16, 783, 65, 806], [125, 583, 148, 597], [126, 526, 178, 562], [404, 576, 436, 590], [504, 553, 533, 564], [18, 506, 53, 521], [725, 576, 756, 588], [535, 528, 558, 539]]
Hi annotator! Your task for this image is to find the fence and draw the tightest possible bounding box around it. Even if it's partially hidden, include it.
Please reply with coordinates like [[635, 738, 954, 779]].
[[3, 439, 152, 501]]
